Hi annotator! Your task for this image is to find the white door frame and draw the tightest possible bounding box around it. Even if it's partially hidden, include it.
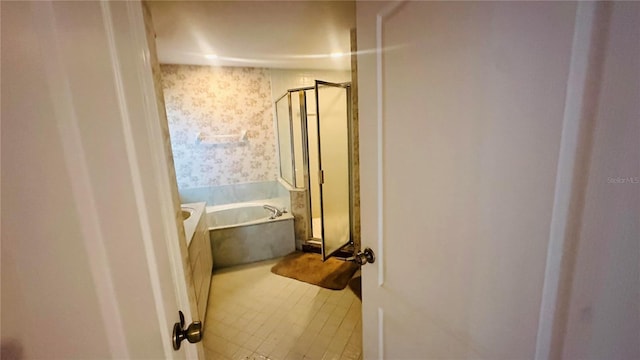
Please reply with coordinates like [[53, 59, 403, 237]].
[[100, 2, 201, 358], [534, 3, 611, 358], [99, 2, 200, 358], [27, 1, 199, 358]]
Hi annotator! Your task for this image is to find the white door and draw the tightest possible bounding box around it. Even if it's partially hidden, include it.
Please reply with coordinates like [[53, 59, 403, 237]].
[[2, 2, 200, 358], [357, 1, 639, 359]]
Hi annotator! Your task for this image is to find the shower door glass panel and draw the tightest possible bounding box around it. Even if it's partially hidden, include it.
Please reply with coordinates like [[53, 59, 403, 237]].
[[291, 92, 305, 188], [306, 90, 323, 240], [316, 81, 351, 260], [275, 94, 294, 187]]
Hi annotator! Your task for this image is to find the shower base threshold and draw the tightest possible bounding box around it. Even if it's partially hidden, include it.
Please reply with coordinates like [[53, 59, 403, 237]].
[[302, 241, 354, 258]]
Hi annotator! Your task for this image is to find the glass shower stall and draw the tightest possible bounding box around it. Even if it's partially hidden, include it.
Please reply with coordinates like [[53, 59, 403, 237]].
[[275, 80, 353, 260]]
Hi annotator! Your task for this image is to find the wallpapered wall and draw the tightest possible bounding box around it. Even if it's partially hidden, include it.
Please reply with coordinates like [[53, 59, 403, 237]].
[[161, 65, 278, 189]]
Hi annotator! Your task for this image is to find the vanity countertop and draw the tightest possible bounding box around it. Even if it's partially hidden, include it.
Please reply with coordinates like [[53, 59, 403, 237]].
[[181, 202, 206, 246]]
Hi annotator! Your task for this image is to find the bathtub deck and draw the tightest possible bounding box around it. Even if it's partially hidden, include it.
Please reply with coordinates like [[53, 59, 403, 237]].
[[202, 258, 362, 360]]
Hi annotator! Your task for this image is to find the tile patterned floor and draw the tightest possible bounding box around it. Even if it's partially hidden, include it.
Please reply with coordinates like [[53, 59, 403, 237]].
[[202, 258, 362, 360]]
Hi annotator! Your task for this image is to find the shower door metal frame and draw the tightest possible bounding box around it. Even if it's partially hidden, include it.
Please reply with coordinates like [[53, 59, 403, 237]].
[[275, 83, 354, 261], [274, 92, 297, 187], [287, 87, 316, 244], [314, 80, 354, 260], [297, 90, 314, 243]]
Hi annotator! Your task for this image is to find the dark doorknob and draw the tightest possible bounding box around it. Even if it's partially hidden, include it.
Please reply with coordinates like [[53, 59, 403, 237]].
[[172, 311, 203, 350], [345, 248, 376, 265]]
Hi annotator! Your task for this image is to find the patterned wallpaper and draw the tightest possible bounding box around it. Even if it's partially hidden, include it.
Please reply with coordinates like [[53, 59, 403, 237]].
[[161, 65, 278, 189]]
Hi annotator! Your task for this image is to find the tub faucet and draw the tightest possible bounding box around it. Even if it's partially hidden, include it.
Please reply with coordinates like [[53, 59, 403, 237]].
[[264, 205, 286, 219]]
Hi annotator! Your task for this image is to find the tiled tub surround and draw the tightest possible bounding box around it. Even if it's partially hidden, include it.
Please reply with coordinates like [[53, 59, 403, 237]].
[[290, 188, 310, 249], [161, 65, 278, 189], [179, 180, 289, 208], [208, 201, 295, 269], [276, 177, 310, 249]]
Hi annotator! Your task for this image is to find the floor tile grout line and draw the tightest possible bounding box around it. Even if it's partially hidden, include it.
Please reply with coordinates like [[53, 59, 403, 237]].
[[204, 258, 361, 360]]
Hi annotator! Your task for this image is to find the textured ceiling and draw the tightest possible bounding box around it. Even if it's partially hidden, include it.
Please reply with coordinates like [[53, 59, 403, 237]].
[[148, 1, 355, 70]]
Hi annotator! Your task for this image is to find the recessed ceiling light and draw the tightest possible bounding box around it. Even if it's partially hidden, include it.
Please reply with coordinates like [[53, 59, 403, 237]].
[[204, 54, 218, 59]]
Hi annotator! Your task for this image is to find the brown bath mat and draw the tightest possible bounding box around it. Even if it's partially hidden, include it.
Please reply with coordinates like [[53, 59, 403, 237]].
[[348, 275, 362, 300], [271, 252, 358, 290]]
